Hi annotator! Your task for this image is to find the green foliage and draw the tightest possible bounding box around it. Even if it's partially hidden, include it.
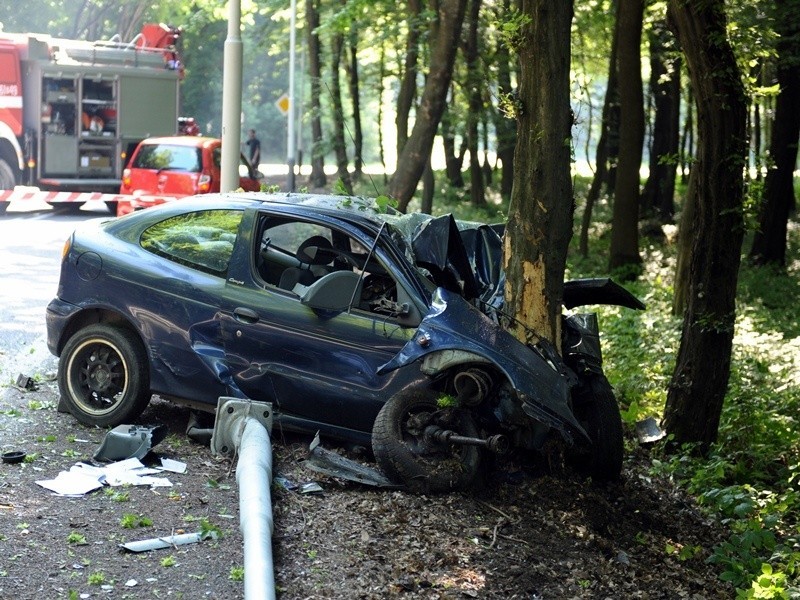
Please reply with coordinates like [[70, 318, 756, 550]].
[[229, 566, 245, 582], [119, 514, 153, 529], [161, 555, 177, 568], [66, 531, 87, 545], [569, 181, 800, 598], [494, 8, 532, 51]]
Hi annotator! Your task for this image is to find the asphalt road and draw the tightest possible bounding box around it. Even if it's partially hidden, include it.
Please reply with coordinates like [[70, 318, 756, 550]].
[[0, 199, 111, 384]]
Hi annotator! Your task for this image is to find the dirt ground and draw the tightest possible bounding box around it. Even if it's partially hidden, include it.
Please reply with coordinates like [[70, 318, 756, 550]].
[[0, 362, 735, 600]]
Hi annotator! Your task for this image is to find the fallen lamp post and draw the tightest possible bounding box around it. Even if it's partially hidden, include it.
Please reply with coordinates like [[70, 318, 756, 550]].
[[211, 398, 275, 600]]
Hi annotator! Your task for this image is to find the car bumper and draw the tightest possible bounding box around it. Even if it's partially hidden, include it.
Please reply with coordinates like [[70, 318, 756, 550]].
[[45, 298, 81, 357]]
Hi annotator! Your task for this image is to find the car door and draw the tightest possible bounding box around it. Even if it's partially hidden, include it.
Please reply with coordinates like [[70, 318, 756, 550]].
[[219, 213, 426, 439]]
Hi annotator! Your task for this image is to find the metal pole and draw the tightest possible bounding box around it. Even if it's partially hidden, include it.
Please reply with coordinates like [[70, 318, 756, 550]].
[[237, 417, 275, 600], [211, 399, 275, 600], [287, 0, 297, 191], [221, 0, 243, 193]]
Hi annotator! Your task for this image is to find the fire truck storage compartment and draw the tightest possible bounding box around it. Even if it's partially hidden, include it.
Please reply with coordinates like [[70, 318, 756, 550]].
[[39, 74, 118, 175]]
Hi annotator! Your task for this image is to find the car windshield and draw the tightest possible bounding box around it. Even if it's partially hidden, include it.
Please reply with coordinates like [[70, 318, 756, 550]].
[[133, 144, 202, 172]]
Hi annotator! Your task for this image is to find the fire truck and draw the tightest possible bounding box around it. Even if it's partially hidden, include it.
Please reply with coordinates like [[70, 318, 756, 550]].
[[0, 23, 183, 213]]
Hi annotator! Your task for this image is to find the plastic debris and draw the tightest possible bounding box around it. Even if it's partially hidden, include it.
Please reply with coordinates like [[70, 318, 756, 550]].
[[93, 424, 167, 461], [15, 373, 37, 391], [635, 417, 666, 444], [119, 530, 218, 553]]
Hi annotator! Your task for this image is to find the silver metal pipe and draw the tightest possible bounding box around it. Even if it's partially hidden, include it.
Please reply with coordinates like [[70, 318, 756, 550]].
[[236, 417, 275, 600], [210, 399, 275, 600]]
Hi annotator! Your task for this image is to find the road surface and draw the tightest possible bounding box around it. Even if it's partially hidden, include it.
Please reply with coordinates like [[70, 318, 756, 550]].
[[0, 199, 110, 383]]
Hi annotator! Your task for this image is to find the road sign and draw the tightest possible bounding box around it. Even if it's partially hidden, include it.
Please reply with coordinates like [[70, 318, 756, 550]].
[[276, 94, 290, 116]]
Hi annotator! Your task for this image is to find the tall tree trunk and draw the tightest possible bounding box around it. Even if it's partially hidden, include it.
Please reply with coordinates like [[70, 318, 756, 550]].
[[465, 0, 486, 207], [330, 28, 353, 195], [345, 29, 363, 181], [396, 0, 423, 158], [504, 0, 573, 345], [306, 0, 327, 188], [672, 166, 696, 315], [493, 0, 516, 200], [641, 19, 680, 223], [749, 0, 800, 266], [580, 0, 619, 257], [390, 0, 468, 211], [377, 43, 388, 184], [663, 0, 748, 449], [421, 160, 435, 214], [608, 0, 645, 274], [441, 103, 466, 187]]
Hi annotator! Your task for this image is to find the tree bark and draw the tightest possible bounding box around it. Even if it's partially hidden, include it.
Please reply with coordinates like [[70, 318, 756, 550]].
[[608, 0, 644, 275], [504, 0, 573, 345], [663, 0, 748, 449], [306, 0, 327, 188], [749, 0, 800, 266], [390, 0, 468, 211], [641, 19, 680, 223]]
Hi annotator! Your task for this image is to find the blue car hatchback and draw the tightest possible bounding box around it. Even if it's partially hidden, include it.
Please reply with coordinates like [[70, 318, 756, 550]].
[[47, 193, 643, 492]]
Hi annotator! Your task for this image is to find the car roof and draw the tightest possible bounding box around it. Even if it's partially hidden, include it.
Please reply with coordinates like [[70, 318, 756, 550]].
[[136, 136, 220, 149], [112, 192, 396, 231]]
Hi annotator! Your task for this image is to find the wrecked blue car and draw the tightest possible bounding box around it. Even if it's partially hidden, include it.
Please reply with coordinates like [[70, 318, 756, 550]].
[[46, 193, 643, 492]]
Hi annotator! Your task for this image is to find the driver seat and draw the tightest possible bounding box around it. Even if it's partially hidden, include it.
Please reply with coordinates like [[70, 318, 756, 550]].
[[279, 236, 334, 291]]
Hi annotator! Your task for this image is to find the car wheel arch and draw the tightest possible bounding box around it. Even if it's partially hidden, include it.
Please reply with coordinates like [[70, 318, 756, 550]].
[[58, 308, 144, 357]]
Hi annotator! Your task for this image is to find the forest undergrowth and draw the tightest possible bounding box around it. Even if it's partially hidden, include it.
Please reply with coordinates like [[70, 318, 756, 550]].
[[397, 174, 800, 597]]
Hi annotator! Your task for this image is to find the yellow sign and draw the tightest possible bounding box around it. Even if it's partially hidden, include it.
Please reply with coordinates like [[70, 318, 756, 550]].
[[275, 94, 290, 116]]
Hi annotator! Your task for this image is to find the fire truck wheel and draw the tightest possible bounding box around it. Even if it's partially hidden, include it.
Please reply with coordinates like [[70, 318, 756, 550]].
[[0, 158, 16, 190]]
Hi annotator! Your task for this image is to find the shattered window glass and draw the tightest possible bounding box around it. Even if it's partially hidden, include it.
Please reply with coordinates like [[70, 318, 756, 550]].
[[140, 209, 243, 276]]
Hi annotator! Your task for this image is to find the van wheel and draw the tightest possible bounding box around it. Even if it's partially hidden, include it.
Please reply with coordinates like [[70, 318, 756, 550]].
[[58, 324, 151, 427]]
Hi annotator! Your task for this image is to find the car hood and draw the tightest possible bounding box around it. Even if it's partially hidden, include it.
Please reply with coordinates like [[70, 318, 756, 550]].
[[386, 212, 505, 307]]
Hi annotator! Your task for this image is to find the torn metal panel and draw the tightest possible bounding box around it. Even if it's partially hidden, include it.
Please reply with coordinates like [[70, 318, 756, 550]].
[[378, 289, 589, 444], [305, 433, 403, 488]]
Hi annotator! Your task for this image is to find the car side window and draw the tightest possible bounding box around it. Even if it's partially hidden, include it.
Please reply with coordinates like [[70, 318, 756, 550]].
[[255, 215, 417, 324], [140, 209, 243, 276]]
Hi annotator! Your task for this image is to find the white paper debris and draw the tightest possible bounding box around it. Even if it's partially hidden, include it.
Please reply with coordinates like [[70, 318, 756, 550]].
[[158, 457, 187, 473], [35, 471, 104, 496]]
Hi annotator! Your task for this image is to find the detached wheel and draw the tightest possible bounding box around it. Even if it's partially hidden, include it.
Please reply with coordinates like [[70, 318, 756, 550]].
[[372, 387, 482, 493], [571, 374, 624, 481], [58, 324, 151, 427]]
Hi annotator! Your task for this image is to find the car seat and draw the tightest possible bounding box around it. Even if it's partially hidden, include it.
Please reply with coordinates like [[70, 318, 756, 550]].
[[279, 236, 335, 291]]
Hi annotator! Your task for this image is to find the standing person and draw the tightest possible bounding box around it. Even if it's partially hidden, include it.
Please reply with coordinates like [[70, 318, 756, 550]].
[[245, 129, 261, 168]]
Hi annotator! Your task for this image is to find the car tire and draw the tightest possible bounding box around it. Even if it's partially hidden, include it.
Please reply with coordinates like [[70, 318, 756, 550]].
[[58, 324, 151, 427], [372, 387, 482, 493], [571, 374, 624, 481]]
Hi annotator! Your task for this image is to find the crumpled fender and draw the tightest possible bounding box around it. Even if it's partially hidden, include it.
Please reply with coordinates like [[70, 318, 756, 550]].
[[378, 289, 589, 444]]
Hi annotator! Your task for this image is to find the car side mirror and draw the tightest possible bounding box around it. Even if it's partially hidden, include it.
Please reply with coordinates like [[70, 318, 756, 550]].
[[296, 271, 363, 312]]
